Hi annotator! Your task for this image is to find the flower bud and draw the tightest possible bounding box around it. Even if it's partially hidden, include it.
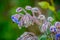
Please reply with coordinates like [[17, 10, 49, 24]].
[[25, 6, 32, 10], [55, 22, 60, 28], [32, 7, 39, 13], [47, 17, 54, 22], [18, 14, 33, 28], [38, 15, 45, 20], [16, 7, 22, 12], [41, 22, 50, 33]]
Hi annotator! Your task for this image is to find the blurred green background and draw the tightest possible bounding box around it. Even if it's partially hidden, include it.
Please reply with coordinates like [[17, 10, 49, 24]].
[[0, 0, 60, 40]]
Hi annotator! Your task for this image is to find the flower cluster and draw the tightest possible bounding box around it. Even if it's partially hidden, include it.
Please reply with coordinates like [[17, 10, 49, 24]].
[[11, 6, 43, 28], [17, 32, 38, 40], [51, 22, 60, 40], [11, 6, 60, 40], [50, 22, 60, 33]]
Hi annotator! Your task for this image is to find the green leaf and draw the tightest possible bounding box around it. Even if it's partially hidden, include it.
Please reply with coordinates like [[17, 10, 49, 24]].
[[38, 1, 50, 9], [49, 6, 55, 12]]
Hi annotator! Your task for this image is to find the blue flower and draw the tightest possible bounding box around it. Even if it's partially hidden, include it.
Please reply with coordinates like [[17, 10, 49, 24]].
[[11, 16, 19, 24]]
